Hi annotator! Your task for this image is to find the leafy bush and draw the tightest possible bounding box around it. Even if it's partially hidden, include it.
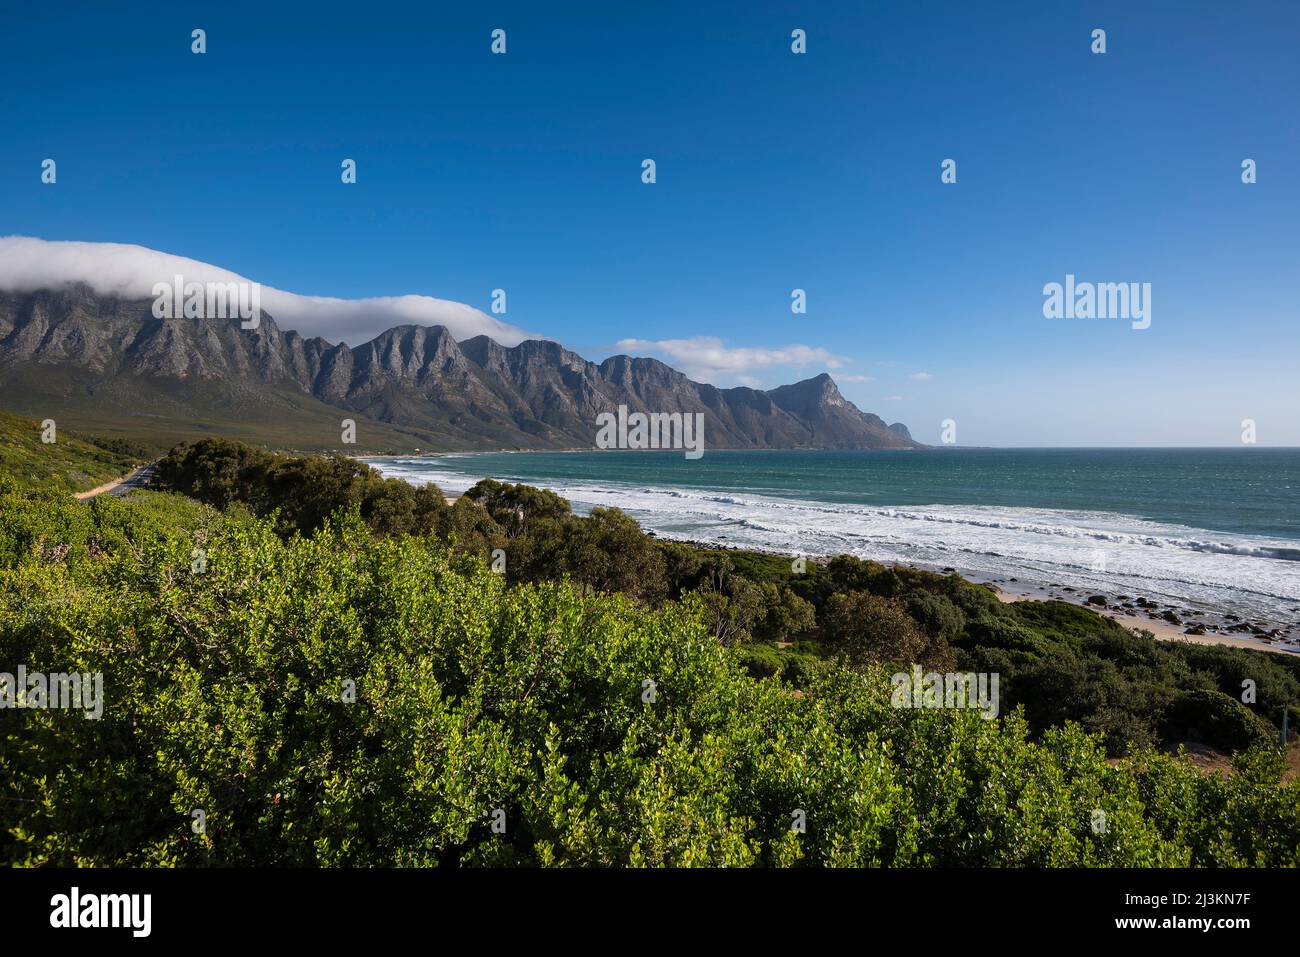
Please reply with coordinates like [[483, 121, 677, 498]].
[[903, 589, 967, 644], [823, 591, 952, 669], [1161, 690, 1278, 753]]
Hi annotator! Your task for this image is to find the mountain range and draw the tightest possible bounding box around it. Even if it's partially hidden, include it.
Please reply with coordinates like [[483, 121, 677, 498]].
[[0, 285, 919, 453]]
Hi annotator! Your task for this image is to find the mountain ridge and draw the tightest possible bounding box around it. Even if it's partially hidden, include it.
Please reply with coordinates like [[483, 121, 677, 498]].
[[0, 284, 922, 453]]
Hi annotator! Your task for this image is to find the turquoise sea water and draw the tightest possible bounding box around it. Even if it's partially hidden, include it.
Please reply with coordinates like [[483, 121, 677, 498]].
[[370, 448, 1300, 628]]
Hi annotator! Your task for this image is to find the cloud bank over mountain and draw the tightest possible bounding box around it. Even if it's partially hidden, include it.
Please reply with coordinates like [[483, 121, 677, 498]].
[[0, 236, 537, 347]]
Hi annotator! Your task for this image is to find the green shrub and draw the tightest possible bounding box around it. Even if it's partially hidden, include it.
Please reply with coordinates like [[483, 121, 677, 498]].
[[1161, 690, 1278, 753]]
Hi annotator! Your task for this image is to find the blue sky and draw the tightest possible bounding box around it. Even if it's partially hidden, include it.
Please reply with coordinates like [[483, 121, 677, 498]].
[[1, 0, 1297, 446]]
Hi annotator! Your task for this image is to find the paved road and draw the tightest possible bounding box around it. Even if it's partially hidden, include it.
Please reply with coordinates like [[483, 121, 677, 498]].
[[75, 461, 158, 500], [107, 462, 157, 497]]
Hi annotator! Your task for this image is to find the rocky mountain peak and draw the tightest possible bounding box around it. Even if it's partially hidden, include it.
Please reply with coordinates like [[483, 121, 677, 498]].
[[767, 373, 849, 415]]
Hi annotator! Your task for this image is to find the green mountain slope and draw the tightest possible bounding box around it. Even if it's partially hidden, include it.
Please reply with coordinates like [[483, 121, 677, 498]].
[[0, 409, 140, 493], [0, 363, 448, 454]]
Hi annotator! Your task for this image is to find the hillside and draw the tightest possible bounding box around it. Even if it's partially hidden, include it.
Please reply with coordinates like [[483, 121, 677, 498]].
[[0, 409, 140, 493]]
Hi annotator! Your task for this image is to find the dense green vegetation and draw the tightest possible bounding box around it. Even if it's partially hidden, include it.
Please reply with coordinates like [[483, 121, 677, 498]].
[[1, 436, 1297, 867], [152, 439, 1300, 759]]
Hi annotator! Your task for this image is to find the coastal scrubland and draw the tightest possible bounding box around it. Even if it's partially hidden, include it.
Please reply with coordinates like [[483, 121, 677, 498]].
[[1, 433, 1297, 866]]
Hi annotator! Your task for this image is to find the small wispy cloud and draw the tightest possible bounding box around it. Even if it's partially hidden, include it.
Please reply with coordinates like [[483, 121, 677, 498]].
[[615, 336, 847, 386], [838, 374, 875, 383], [885, 395, 906, 401], [909, 371, 933, 381]]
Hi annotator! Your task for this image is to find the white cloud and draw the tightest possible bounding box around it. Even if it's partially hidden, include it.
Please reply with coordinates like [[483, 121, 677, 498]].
[[910, 371, 933, 380], [615, 335, 846, 386], [885, 395, 906, 401], [839, 374, 875, 383], [0, 236, 538, 346]]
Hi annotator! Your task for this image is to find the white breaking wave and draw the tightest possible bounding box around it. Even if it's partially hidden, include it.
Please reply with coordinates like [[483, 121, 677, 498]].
[[370, 457, 1300, 627]]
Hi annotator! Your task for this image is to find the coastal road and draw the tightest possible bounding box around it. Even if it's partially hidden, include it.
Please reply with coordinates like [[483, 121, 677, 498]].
[[75, 461, 158, 500]]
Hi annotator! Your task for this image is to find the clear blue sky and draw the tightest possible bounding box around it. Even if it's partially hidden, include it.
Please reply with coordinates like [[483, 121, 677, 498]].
[[2, 0, 1296, 446]]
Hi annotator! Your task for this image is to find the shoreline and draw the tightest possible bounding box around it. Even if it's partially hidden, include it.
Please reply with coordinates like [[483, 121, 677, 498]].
[[664, 535, 1300, 658], [370, 455, 1300, 659], [978, 575, 1299, 656]]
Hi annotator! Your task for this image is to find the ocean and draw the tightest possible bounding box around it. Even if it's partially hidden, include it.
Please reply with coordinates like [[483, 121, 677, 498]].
[[368, 448, 1300, 631]]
